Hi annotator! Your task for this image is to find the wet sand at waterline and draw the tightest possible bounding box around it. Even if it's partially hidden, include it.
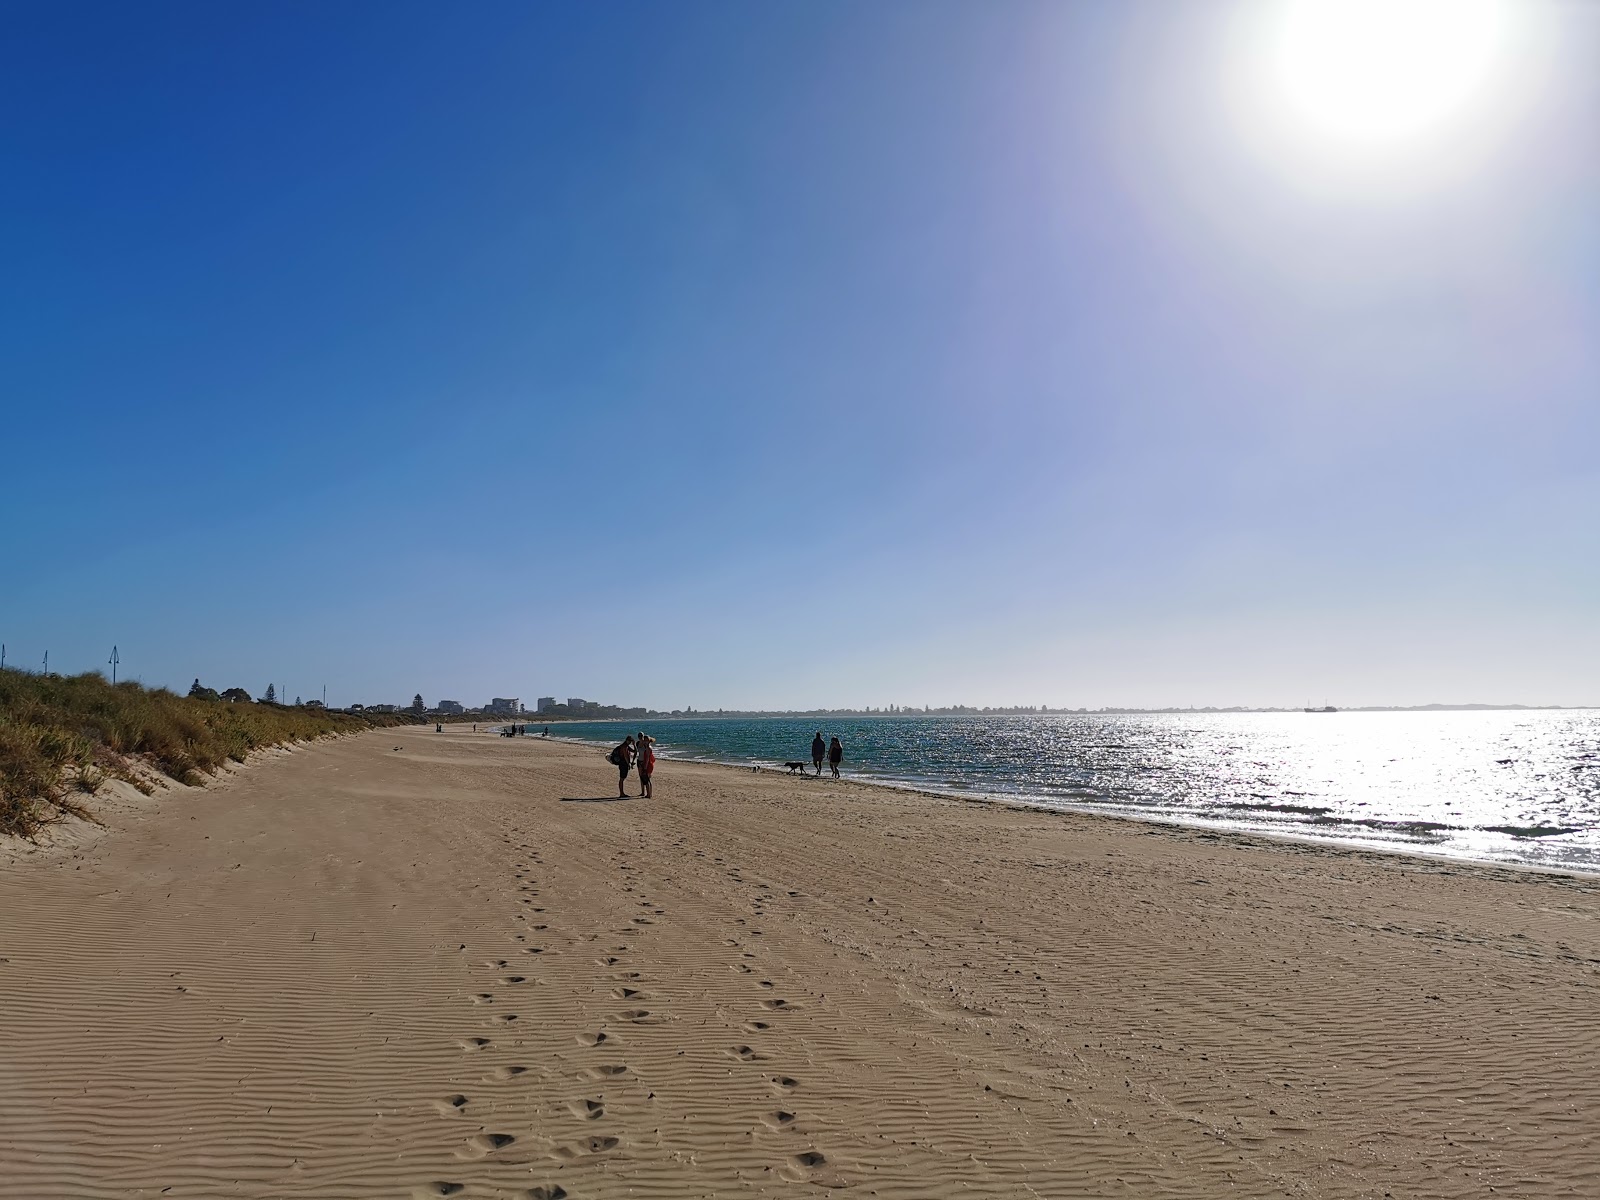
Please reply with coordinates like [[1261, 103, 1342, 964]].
[[2, 729, 1598, 1198]]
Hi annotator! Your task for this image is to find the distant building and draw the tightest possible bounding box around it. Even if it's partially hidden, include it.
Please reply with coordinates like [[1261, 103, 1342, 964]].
[[368, 703, 398, 713], [437, 700, 465, 715], [537, 697, 556, 713], [567, 698, 587, 710], [487, 697, 520, 716], [305, 699, 325, 709]]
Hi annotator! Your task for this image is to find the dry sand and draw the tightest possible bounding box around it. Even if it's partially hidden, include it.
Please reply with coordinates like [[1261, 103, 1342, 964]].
[[2, 728, 1598, 1199]]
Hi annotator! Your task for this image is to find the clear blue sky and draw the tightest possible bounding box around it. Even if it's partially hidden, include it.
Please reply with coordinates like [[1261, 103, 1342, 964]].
[[3, 1, 1595, 709]]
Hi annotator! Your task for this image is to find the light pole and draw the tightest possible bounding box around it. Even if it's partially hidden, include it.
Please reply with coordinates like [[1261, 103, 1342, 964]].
[[109, 645, 119, 685]]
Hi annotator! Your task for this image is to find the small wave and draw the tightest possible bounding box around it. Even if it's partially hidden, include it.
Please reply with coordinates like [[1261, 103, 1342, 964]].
[[1307, 815, 1457, 837], [1480, 824, 1583, 839], [1217, 801, 1334, 817]]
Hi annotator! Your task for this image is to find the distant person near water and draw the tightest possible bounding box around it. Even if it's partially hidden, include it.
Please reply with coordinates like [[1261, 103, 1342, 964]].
[[607, 736, 636, 798], [636, 733, 656, 798], [811, 732, 826, 776], [828, 735, 843, 779]]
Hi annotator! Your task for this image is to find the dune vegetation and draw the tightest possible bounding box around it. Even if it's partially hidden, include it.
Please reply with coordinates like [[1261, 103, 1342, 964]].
[[0, 668, 409, 839]]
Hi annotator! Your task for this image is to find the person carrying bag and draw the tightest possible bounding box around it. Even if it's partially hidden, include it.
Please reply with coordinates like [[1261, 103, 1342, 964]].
[[607, 736, 635, 798]]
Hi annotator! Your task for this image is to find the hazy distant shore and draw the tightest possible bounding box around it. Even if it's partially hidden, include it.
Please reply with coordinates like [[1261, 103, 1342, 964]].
[[526, 701, 1592, 722]]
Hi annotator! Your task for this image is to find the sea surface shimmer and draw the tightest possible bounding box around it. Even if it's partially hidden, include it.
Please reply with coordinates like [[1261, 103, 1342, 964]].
[[547, 710, 1600, 872]]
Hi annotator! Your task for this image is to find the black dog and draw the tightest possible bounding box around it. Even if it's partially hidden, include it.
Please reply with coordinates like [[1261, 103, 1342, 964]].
[[783, 762, 807, 774]]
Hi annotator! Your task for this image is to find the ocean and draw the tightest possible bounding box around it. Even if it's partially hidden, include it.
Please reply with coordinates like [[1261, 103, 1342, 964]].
[[537, 710, 1600, 873]]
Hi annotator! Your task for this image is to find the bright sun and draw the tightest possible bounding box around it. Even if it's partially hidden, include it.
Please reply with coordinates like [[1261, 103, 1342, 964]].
[[1268, 0, 1509, 148]]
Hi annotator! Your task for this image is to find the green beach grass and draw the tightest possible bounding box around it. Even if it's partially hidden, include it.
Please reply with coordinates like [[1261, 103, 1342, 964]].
[[0, 668, 409, 839]]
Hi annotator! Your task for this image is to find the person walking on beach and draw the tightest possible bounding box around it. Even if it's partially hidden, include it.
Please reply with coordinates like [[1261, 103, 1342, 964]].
[[828, 735, 843, 779], [811, 732, 826, 776], [608, 736, 635, 798], [636, 733, 656, 798]]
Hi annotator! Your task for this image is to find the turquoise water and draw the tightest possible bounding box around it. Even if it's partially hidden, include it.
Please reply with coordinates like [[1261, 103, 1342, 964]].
[[539, 710, 1600, 873]]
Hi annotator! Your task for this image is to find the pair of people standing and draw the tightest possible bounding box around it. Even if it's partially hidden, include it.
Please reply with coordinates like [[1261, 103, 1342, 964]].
[[809, 732, 843, 779], [608, 732, 656, 799]]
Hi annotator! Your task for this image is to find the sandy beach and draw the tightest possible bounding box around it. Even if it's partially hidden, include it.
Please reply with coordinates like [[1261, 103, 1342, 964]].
[[3, 728, 1598, 1199]]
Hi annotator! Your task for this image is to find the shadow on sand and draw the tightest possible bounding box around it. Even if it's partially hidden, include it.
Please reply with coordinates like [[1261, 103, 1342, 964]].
[[560, 796, 634, 804]]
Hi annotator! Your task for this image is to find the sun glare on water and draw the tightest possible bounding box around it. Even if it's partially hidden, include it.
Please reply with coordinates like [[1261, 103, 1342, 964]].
[[1267, 0, 1509, 148]]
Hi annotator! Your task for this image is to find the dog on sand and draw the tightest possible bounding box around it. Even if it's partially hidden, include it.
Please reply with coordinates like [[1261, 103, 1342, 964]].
[[783, 761, 807, 774]]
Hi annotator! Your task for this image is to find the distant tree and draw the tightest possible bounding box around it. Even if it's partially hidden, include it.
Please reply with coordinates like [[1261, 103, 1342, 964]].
[[410, 693, 426, 713], [220, 687, 252, 704], [188, 678, 204, 697], [188, 678, 220, 702], [295, 696, 302, 706], [263, 683, 277, 704]]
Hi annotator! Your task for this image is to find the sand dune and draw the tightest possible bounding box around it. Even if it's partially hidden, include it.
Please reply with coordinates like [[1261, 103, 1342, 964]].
[[3, 728, 1598, 1198]]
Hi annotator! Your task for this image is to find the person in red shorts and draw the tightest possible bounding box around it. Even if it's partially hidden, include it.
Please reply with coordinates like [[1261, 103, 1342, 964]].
[[636, 733, 657, 798]]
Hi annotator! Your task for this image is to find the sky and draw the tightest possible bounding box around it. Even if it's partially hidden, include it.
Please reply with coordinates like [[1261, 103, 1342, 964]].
[[2, 0, 1596, 710]]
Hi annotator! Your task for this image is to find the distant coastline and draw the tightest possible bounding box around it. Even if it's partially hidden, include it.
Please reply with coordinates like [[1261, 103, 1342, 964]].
[[521, 701, 1591, 722]]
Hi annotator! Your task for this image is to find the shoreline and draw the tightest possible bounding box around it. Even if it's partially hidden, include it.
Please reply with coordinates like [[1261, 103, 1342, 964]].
[[4, 728, 1598, 1197], [532, 725, 1600, 882]]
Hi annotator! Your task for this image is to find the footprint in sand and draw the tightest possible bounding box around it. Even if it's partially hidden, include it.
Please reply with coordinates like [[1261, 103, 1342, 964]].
[[587, 1064, 628, 1079], [761, 998, 797, 1011], [553, 1135, 620, 1159], [471, 993, 495, 1004], [433, 1094, 469, 1115], [569, 1097, 605, 1120], [791, 1150, 827, 1169], [461, 1132, 517, 1157], [490, 1064, 528, 1080], [413, 1184, 465, 1198], [729, 1045, 763, 1062], [760, 1110, 797, 1129], [744, 1021, 770, 1032], [503, 975, 527, 984], [612, 986, 641, 999], [460, 1037, 492, 1051], [576, 1031, 610, 1047], [495, 1013, 520, 1024], [769, 1075, 799, 1092], [520, 1188, 569, 1200], [618, 1008, 656, 1025]]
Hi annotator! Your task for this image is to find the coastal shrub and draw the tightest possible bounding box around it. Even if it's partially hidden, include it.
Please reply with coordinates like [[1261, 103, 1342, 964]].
[[0, 667, 412, 839]]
